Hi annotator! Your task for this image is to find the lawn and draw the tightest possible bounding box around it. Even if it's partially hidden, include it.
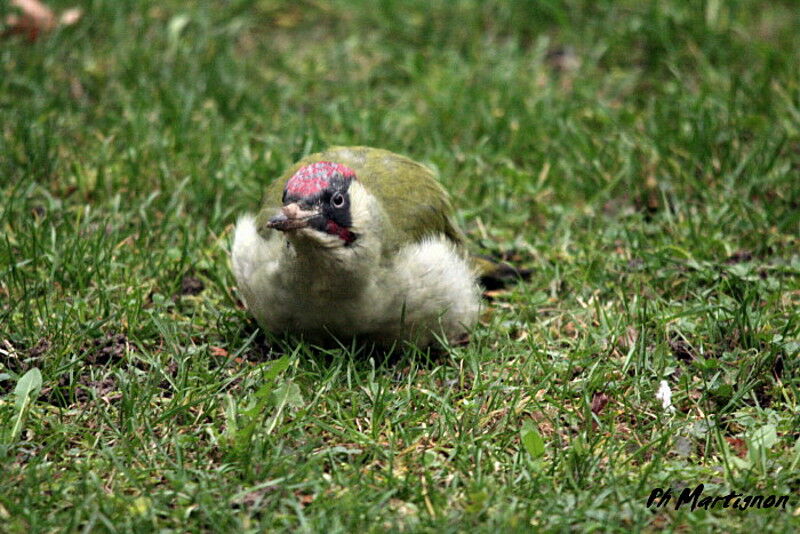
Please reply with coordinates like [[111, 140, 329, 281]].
[[1, 0, 799, 531]]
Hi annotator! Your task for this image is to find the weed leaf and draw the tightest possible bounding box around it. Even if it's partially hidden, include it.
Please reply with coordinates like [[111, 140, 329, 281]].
[[521, 421, 545, 459], [9, 367, 42, 442]]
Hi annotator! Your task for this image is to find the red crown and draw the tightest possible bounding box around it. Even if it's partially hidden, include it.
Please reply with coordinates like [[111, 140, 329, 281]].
[[285, 162, 356, 197]]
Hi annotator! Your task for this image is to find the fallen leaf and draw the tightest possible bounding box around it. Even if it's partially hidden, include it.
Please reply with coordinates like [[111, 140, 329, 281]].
[[590, 392, 610, 414], [4, 0, 82, 41], [210, 346, 229, 358], [725, 437, 747, 458]]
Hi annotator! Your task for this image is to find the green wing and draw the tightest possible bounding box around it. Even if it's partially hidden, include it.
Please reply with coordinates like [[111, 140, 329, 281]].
[[260, 146, 467, 250]]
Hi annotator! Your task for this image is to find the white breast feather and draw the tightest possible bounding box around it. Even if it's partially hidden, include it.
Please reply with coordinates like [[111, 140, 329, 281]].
[[383, 237, 480, 345]]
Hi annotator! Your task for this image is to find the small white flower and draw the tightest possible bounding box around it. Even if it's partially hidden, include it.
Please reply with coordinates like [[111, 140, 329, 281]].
[[655, 380, 676, 414]]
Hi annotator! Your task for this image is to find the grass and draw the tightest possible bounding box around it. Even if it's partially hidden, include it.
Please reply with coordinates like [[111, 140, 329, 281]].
[[1, 0, 799, 531]]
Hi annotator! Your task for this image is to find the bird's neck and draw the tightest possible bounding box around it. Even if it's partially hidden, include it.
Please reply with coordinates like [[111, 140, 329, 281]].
[[279, 236, 374, 296]]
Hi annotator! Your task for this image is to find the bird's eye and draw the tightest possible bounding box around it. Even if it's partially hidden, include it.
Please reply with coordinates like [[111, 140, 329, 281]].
[[331, 192, 345, 208]]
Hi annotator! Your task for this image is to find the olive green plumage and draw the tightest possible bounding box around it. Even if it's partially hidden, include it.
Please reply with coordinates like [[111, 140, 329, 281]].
[[256, 146, 467, 255]]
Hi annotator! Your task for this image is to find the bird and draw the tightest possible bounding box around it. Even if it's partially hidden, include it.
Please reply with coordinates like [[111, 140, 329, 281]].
[[232, 146, 510, 347]]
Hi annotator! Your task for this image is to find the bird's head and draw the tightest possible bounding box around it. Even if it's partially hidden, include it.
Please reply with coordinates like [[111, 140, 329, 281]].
[[265, 162, 360, 248]]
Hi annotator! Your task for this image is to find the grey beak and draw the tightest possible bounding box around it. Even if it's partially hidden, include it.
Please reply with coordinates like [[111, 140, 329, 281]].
[[266, 203, 318, 231]]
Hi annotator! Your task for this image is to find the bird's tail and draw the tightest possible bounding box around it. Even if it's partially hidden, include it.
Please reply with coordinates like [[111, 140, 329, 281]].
[[470, 254, 532, 291]]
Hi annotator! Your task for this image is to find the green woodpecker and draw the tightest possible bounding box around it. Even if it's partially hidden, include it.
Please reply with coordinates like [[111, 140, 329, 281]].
[[232, 146, 486, 347]]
